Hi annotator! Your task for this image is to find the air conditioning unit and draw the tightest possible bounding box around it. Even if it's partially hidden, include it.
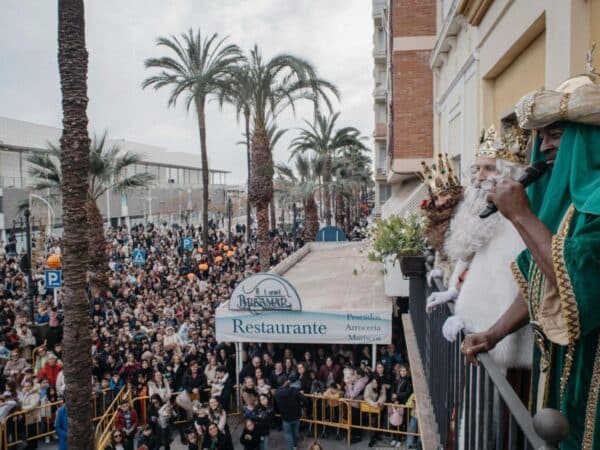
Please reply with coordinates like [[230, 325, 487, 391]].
[[376, 168, 384, 175]]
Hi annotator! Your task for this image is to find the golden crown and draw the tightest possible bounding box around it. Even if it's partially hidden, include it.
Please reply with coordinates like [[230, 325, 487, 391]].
[[496, 126, 529, 165], [418, 153, 461, 196], [475, 124, 528, 165]]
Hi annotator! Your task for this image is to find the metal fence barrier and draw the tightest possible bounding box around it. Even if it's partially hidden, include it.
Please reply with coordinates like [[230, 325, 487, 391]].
[[409, 271, 567, 449], [0, 387, 118, 449]]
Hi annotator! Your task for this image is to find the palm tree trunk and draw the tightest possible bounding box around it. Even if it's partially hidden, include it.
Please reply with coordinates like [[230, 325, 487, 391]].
[[87, 199, 107, 291], [335, 194, 344, 228], [244, 112, 252, 242], [195, 97, 210, 248], [304, 196, 319, 241], [57, 1, 94, 448], [318, 176, 323, 222], [248, 125, 273, 270], [323, 158, 332, 226], [270, 196, 276, 231]]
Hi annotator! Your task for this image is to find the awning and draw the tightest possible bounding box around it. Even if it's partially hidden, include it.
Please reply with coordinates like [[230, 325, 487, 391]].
[[216, 242, 392, 345]]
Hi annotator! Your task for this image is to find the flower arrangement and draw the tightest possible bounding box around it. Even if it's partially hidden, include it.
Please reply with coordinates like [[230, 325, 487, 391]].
[[367, 213, 427, 266]]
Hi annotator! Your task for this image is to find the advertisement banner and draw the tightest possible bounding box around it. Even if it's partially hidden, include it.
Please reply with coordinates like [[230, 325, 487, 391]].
[[216, 309, 392, 344]]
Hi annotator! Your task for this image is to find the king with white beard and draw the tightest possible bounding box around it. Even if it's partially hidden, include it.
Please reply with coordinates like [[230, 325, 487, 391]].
[[427, 126, 533, 369]]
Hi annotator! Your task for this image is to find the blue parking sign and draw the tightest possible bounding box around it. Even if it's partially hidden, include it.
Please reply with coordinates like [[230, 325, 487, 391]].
[[132, 249, 146, 266], [182, 237, 193, 251], [45, 270, 62, 289]]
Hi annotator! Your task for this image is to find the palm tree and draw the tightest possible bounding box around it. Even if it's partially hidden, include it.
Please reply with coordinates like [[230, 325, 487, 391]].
[[244, 45, 338, 269], [290, 112, 365, 226], [330, 145, 373, 229], [26, 133, 155, 288], [57, 0, 93, 447], [218, 66, 254, 242], [266, 124, 287, 231], [275, 153, 324, 240], [142, 29, 243, 248]]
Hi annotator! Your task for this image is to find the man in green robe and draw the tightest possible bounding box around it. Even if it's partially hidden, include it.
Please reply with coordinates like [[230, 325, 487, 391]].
[[461, 78, 600, 449]]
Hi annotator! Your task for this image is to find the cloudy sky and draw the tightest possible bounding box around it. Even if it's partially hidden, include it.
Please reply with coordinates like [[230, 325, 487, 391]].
[[1, 0, 374, 185]]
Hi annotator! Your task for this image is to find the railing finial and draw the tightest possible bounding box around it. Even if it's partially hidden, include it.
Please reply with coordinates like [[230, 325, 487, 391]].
[[533, 408, 569, 448]]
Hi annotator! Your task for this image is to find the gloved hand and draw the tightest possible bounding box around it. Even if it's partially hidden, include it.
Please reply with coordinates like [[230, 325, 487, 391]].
[[427, 268, 444, 287], [426, 287, 458, 313], [442, 315, 465, 342]]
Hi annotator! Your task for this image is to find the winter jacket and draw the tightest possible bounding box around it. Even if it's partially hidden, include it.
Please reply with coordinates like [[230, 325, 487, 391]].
[[256, 405, 273, 436], [239, 426, 261, 450], [274, 386, 304, 422], [114, 408, 139, 432], [363, 383, 386, 407], [392, 375, 413, 404], [148, 380, 171, 403], [37, 362, 63, 387], [182, 371, 206, 394], [318, 364, 343, 387], [55, 405, 68, 450], [344, 375, 369, 408], [3, 357, 31, 379]]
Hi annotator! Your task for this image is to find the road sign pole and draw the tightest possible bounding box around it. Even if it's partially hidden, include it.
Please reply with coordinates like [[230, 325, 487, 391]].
[[53, 289, 58, 307]]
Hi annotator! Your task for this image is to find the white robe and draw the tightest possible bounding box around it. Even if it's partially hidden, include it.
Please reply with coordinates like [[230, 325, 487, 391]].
[[454, 217, 533, 369]]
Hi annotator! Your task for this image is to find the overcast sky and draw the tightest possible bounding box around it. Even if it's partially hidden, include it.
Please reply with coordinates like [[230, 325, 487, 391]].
[[0, 0, 374, 185]]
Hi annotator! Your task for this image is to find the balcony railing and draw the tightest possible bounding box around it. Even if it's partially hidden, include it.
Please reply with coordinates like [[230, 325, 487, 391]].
[[407, 264, 569, 449]]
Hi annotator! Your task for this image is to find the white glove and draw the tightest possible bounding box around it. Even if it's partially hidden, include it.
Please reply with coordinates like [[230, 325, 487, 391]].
[[426, 287, 458, 313], [427, 268, 444, 287], [442, 315, 465, 342]]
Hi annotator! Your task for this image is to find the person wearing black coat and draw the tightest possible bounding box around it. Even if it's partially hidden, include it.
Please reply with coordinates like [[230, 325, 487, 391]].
[[239, 419, 262, 450], [204, 422, 234, 450], [256, 394, 273, 449], [391, 364, 413, 404], [138, 425, 160, 450]]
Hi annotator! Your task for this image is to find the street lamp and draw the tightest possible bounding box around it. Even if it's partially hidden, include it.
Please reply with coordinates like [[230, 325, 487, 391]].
[[227, 196, 232, 243]]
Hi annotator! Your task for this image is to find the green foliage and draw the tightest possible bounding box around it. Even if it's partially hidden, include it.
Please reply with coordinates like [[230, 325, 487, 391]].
[[367, 213, 427, 264]]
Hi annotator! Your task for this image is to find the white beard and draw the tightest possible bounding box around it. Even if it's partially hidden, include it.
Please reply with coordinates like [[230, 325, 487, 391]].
[[444, 184, 501, 262]]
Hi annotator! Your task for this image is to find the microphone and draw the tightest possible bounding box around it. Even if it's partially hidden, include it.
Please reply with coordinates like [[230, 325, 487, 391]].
[[479, 160, 549, 218]]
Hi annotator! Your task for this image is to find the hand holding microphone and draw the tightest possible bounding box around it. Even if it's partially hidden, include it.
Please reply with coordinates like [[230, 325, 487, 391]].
[[479, 161, 549, 219]]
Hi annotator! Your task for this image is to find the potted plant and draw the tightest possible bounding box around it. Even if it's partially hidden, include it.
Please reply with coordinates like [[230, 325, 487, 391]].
[[367, 213, 427, 276]]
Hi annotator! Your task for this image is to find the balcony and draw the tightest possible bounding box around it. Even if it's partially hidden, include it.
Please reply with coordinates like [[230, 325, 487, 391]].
[[373, 47, 386, 63], [372, 0, 385, 24], [373, 83, 386, 102], [374, 123, 387, 138], [404, 264, 569, 449], [375, 166, 387, 180]]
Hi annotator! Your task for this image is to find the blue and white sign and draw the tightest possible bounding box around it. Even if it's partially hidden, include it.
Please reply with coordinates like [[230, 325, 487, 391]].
[[216, 309, 391, 344], [45, 270, 62, 289], [182, 237, 193, 251], [132, 249, 146, 266]]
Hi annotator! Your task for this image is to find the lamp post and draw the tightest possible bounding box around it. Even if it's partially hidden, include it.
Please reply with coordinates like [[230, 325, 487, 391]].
[[23, 209, 35, 323], [227, 196, 232, 243], [292, 202, 298, 251]]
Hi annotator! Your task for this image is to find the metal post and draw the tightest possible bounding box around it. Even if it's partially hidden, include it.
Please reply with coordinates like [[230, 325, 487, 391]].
[[235, 342, 241, 412], [227, 197, 232, 243], [292, 203, 297, 251], [24, 209, 34, 323], [371, 343, 377, 372]]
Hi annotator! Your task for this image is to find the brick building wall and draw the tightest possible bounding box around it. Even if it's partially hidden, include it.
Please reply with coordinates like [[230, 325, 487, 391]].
[[390, 0, 435, 161]]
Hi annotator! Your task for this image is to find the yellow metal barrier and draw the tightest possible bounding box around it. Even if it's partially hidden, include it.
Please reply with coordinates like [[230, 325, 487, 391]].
[[0, 388, 115, 449], [94, 387, 129, 450], [300, 393, 353, 443]]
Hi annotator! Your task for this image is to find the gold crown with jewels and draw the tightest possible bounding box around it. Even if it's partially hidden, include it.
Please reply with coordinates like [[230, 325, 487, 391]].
[[475, 124, 528, 165], [418, 153, 461, 196]]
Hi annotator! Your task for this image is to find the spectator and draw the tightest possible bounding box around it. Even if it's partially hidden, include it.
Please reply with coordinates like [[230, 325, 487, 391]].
[[204, 422, 233, 450], [36, 352, 62, 387], [147, 371, 171, 404], [256, 393, 273, 450], [274, 381, 304, 450], [114, 400, 138, 450], [55, 404, 68, 450], [364, 377, 386, 448], [239, 418, 261, 450], [103, 429, 126, 450], [4, 348, 30, 380]]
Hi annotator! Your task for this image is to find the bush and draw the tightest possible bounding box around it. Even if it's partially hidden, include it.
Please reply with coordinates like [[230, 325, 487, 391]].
[[367, 213, 427, 265]]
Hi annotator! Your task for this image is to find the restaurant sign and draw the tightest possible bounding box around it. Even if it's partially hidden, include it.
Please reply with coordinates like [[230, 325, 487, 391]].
[[228, 273, 302, 314]]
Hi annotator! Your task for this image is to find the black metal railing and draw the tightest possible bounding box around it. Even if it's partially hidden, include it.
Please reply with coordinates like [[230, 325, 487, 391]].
[[408, 271, 568, 450]]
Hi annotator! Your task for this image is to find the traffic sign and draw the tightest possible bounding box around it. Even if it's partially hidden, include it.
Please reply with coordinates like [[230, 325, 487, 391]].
[[45, 270, 62, 289], [132, 249, 146, 266], [182, 237, 193, 251]]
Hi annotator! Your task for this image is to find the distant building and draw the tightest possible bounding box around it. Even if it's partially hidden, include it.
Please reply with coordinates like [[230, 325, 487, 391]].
[[0, 116, 232, 242]]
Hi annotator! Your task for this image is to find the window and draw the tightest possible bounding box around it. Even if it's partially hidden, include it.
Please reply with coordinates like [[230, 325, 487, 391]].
[[376, 104, 387, 124], [379, 183, 391, 203], [377, 27, 386, 51], [378, 143, 387, 170]]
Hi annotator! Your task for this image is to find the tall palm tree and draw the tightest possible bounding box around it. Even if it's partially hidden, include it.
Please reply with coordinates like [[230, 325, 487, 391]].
[[26, 133, 155, 288], [244, 45, 338, 269], [266, 124, 287, 231], [218, 67, 254, 242], [142, 29, 243, 248], [57, 0, 93, 447], [275, 153, 324, 241], [290, 112, 365, 226]]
